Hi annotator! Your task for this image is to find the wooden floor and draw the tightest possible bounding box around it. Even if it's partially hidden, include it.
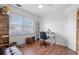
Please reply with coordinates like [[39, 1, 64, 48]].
[[19, 41, 77, 55]]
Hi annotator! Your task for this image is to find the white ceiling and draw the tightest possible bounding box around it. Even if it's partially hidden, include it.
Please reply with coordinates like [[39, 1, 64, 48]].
[[11, 4, 69, 16]]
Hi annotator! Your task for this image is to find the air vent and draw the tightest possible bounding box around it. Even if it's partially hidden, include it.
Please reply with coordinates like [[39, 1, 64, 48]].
[[16, 4, 22, 7]]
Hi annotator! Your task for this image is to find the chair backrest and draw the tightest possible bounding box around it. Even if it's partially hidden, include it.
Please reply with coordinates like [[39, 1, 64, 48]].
[[40, 32, 48, 40]]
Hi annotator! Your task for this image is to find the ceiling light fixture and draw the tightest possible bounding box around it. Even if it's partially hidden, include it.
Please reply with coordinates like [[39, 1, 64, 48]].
[[38, 4, 43, 8]]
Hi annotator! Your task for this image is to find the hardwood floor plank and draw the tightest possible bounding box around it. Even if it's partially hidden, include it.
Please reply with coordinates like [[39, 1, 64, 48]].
[[19, 41, 77, 55]]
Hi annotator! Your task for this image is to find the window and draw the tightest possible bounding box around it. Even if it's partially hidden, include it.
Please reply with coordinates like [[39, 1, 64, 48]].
[[9, 14, 33, 36]]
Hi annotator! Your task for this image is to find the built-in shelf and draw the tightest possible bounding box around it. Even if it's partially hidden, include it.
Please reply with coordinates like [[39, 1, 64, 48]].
[[1, 35, 9, 38], [36, 20, 40, 40], [0, 14, 9, 48], [0, 43, 9, 47]]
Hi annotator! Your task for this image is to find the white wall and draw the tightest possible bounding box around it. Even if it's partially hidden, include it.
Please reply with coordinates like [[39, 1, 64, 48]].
[[40, 10, 67, 46], [66, 5, 79, 51], [39, 5, 79, 51], [9, 5, 38, 45]]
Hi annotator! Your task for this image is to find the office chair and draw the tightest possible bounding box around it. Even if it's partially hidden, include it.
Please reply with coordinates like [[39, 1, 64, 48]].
[[40, 32, 49, 47]]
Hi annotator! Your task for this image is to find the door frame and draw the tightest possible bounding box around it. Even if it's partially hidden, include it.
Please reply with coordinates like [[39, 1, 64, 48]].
[[76, 8, 79, 54]]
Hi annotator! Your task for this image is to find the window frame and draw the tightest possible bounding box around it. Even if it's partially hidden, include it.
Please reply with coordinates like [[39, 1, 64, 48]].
[[9, 14, 34, 36]]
